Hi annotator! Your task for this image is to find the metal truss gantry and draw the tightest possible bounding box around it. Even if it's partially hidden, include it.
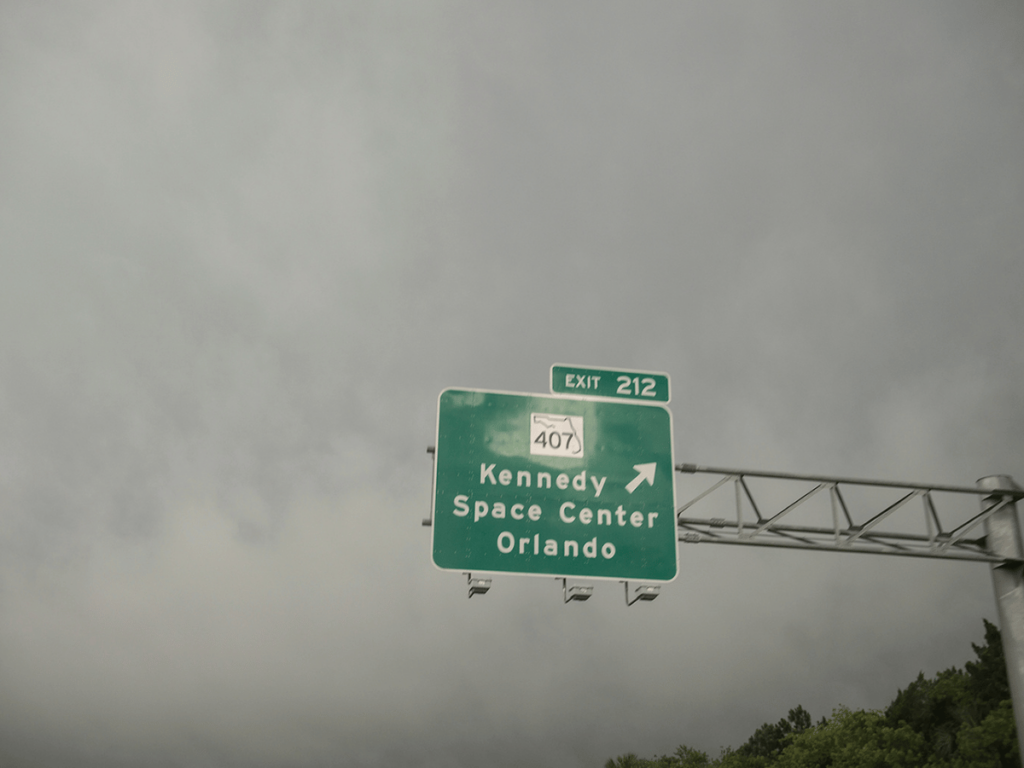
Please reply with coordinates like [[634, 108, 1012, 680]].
[[675, 463, 1023, 565], [675, 463, 1024, 758]]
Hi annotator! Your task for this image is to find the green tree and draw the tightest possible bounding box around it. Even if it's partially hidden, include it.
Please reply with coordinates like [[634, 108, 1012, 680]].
[[735, 706, 814, 763], [964, 619, 1012, 722], [604, 620, 1018, 768], [775, 707, 928, 768], [884, 618, 1018, 766], [955, 700, 1019, 768], [884, 667, 970, 760], [671, 745, 714, 768], [606, 753, 648, 768]]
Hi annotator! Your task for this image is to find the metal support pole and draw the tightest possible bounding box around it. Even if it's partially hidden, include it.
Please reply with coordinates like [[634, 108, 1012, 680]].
[[979, 474, 1024, 758]]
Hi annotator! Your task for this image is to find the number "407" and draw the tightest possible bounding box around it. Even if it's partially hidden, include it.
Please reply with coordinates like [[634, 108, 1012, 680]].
[[617, 376, 657, 397], [534, 430, 577, 451]]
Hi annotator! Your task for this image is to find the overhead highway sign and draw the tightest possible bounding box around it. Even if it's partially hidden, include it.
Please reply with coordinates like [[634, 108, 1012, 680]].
[[431, 388, 677, 581]]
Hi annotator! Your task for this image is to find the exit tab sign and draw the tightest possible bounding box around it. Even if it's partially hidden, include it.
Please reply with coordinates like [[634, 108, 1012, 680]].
[[551, 365, 670, 403]]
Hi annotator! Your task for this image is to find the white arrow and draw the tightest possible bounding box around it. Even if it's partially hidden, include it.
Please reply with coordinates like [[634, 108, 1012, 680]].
[[625, 463, 657, 494]]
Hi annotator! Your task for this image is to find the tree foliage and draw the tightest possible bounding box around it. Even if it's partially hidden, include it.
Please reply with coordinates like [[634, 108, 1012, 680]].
[[606, 620, 1019, 768]]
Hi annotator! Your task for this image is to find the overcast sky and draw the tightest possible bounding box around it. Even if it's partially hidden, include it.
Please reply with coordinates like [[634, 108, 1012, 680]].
[[1, 3, 1023, 767]]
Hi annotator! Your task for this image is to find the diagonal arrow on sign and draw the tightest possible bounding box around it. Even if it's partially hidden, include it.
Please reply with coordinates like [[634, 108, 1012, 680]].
[[625, 463, 657, 494]]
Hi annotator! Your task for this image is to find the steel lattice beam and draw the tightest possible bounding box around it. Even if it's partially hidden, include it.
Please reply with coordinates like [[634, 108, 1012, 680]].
[[675, 463, 1024, 566]]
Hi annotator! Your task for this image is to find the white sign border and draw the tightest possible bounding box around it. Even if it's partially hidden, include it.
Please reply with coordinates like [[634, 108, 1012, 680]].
[[430, 386, 678, 584]]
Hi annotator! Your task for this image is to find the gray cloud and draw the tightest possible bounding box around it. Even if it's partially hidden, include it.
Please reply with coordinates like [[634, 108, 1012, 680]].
[[1, 2, 1022, 766]]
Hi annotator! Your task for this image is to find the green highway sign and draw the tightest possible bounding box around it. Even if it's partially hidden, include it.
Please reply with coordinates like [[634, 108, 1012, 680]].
[[551, 364, 671, 403], [432, 389, 677, 581]]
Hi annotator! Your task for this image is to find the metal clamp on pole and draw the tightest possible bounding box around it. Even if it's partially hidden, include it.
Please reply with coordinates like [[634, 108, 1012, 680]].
[[466, 573, 491, 598], [624, 581, 660, 606], [560, 578, 593, 603], [422, 446, 435, 527]]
